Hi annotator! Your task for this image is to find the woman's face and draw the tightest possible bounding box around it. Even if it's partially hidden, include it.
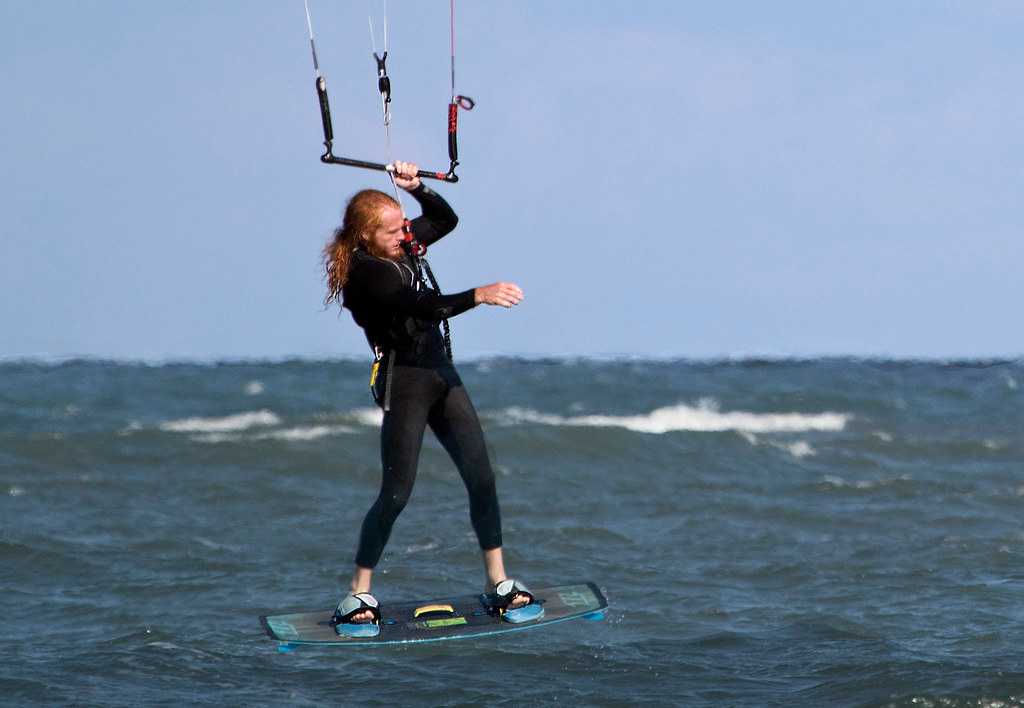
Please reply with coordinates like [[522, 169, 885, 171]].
[[366, 205, 405, 260]]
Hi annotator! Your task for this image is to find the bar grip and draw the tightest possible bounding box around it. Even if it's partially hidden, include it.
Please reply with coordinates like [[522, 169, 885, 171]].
[[316, 76, 333, 144], [447, 102, 459, 162], [321, 155, 459, 182]]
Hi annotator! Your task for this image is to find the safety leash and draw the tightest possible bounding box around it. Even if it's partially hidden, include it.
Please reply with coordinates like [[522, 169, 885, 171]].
[[367, 4, 453, 361]]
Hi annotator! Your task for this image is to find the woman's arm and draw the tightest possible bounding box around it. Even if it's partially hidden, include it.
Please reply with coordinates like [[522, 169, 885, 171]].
[[390, 161, 458, 247], [357, 257, 476, 322], [407, 183, 458, 247], [354, 258, 524, 321]]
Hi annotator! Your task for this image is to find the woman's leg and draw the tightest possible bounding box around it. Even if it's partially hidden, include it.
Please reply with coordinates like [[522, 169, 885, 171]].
[[350, 367, 443, 589], [483, 547, 510, 588], [427, 384, 502, 554], [428, 385, 525, 606]]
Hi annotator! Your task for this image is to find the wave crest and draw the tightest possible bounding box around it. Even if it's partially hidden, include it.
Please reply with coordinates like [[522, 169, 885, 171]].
[[493, 401, 849, 434], [160, 410, 280, 433]]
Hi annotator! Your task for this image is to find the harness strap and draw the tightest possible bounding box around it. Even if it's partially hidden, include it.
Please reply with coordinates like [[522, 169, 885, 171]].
[[399, 221, 452, 361], [418, 257, 453, 361]]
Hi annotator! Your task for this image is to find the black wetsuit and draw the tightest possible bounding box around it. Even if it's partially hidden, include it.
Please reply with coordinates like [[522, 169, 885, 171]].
[[342, 185, 501, 569]]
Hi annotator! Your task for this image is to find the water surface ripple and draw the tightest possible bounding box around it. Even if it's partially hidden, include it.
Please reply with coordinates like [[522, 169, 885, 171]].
[[2, 358, 1022, 706]]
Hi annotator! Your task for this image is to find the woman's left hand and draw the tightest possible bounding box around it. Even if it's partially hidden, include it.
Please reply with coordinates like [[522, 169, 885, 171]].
[[391, 161, 421, 191]]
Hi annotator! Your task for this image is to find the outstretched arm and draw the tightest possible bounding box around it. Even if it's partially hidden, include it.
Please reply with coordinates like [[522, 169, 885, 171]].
[[359, 257, 476, 323], [356, 259, 524, 321]]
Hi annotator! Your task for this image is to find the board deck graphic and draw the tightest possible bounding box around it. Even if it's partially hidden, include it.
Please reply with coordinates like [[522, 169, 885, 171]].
[[260, 582, 607, 649]]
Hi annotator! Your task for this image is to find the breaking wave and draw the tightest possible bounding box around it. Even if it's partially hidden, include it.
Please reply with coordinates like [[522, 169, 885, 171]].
[[159, 410, 280, 433], [491, 400, 849, 434]]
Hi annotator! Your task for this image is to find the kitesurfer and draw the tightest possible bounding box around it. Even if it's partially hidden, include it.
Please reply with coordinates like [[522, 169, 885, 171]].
[[322, 161, 534, 629]]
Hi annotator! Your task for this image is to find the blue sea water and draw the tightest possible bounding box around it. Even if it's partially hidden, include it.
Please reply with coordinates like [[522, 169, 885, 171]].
[[1, 357, 1022, 707]]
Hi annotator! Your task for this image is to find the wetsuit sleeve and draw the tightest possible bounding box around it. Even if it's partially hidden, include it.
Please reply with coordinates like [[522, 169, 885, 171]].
[[356, 257, 476, 322], [407, 184, 458, 247]]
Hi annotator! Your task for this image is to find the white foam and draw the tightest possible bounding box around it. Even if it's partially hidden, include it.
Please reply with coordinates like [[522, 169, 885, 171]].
[[9, 486, 25, 497], [253, 425, 355, 441], [193, 536, 242, 552], [118, 421, 143, 436], [146, 641, 181, 651], [190, 424, 355, 444], [494, 400, 849, 434], [779, 440, 816, 458], [822, 475, 876, 490], [161, 410, 280, 433], [741, 432, 815, 458], [821, 474, 909, 490], [350, 407, 384, 427], [404, 541, 439, 553], [244, 380, 265, 395], [190, 433, 238, 444]]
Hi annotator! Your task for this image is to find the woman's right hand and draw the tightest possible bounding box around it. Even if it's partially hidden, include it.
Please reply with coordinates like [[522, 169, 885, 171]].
[[474, 282, 524, 308]]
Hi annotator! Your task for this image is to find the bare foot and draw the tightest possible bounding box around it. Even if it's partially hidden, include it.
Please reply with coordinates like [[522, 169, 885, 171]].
[[339, 579, 377, 624], [490, 578, 530, 610], [348, 609, 375, 623], [508, 592, 529, 610]]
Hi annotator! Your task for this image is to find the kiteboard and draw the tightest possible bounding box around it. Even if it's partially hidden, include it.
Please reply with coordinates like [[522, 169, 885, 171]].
[[260, 581, 607, 650]]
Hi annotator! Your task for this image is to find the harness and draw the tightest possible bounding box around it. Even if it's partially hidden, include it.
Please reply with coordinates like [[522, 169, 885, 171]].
[[364, 249, 452, 411]]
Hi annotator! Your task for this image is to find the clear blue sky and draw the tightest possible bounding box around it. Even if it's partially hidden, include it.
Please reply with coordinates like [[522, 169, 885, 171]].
[[2, 1, 1021, 360]]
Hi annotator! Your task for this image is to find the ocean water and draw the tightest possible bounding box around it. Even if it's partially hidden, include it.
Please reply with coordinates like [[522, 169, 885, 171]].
[[2, 357, 1023, 707]]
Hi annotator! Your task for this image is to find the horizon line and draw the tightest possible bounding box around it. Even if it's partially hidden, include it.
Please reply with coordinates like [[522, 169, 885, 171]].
[[2, 352, 1022, 367]]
